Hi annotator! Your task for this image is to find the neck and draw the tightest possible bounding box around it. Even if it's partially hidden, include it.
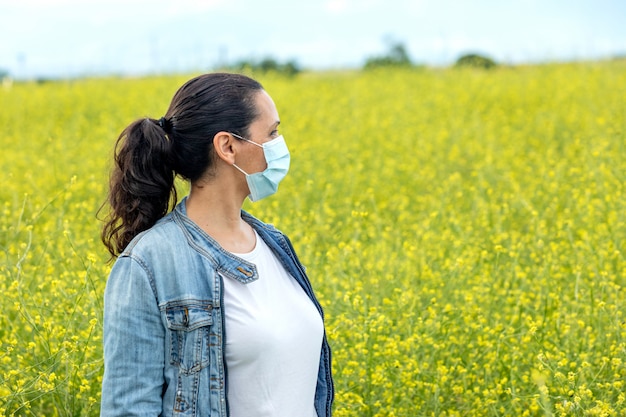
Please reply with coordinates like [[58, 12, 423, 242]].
[[185, 180, 255, 253]]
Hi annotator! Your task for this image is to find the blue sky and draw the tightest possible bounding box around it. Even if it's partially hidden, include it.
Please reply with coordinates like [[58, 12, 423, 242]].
[[1, 0, 625, 79]]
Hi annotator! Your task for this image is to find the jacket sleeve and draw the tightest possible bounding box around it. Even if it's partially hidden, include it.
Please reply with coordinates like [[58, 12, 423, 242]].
[[101, 255, 165, 416]]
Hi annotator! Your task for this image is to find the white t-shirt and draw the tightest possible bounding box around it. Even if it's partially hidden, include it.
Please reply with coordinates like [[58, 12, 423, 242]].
[[223, 231, 323, 417]]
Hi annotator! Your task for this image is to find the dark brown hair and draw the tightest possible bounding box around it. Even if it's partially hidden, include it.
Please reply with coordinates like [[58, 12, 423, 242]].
[[101, 73, 263, 257]]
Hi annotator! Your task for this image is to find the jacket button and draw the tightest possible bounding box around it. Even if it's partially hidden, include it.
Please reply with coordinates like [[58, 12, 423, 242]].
[[236, 266, 253, 277]]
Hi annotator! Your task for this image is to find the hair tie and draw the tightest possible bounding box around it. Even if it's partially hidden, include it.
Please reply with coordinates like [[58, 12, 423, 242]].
[[158, 117, 168, 130]]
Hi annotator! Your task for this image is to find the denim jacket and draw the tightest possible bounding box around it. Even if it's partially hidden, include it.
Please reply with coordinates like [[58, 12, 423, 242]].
[[101, 198, 334, 416]]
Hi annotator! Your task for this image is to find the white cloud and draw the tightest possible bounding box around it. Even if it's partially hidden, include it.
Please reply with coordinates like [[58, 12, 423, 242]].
[[323, 0, 393, 14], [325, 0, 349, 14], [1, 0, 224, 7]]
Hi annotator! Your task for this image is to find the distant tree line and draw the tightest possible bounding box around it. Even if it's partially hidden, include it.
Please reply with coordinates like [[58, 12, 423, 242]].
[[453, 53, 497, 69], [219, 41, 499, 77], [222, 57, 301, 77], [363, 42, 415, 69], [362, 41, 498, 70], [0, 48, 497, 81], [4, 40, 626, 81]]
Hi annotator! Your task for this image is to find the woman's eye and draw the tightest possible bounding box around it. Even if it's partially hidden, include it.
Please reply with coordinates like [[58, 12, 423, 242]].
[[270, 130, 279, 137]]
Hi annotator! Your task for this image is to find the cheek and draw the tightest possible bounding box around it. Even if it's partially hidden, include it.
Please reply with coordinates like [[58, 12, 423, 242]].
[[253, 153, 268, 171], [241, 149, 266, 173]]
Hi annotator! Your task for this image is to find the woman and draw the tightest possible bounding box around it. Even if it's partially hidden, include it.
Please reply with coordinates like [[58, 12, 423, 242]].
[[100, 73, 334, 416]]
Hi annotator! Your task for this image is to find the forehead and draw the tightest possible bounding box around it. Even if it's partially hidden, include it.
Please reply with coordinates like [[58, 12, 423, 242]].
[[253, 90, 279, 122]]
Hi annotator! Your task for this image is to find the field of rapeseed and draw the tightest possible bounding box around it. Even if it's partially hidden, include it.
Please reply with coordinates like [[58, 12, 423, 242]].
[[1, 62, 625, 416]]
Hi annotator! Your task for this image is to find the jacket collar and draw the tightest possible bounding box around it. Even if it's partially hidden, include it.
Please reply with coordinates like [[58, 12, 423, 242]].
[[172, 197, 260, 284]]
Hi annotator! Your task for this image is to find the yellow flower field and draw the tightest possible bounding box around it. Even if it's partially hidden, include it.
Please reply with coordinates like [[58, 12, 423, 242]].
[[1, 62, 625, 416]]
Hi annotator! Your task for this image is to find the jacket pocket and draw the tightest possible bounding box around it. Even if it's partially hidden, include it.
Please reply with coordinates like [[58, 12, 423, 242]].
[[164, 299, 213, 374]]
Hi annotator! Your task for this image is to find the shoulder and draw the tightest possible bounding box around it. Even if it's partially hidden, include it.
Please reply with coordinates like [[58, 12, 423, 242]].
[[121, 215, 183, 257], [111, 215, 189, 282], [108, 212, 215, 302], [110, 216, 180, 269]]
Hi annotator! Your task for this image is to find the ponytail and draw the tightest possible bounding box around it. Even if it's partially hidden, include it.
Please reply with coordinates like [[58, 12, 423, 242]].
[[101, 118, 177, 257]]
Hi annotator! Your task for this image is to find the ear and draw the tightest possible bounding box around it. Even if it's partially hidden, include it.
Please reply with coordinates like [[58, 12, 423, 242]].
[[212, 132, 238, 164]]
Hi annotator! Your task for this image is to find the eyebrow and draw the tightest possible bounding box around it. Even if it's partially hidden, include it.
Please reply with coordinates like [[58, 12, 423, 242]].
[[269, 120, 280, 131]]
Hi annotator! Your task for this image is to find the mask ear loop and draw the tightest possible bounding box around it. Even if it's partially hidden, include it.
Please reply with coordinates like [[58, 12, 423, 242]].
[[231, 132, 264, 148], [230, 132, 256, 176], [232, 163, 248, 176]]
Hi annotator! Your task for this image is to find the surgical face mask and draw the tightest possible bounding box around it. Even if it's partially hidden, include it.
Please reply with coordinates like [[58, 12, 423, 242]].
[[232, 134, 290, 202]]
